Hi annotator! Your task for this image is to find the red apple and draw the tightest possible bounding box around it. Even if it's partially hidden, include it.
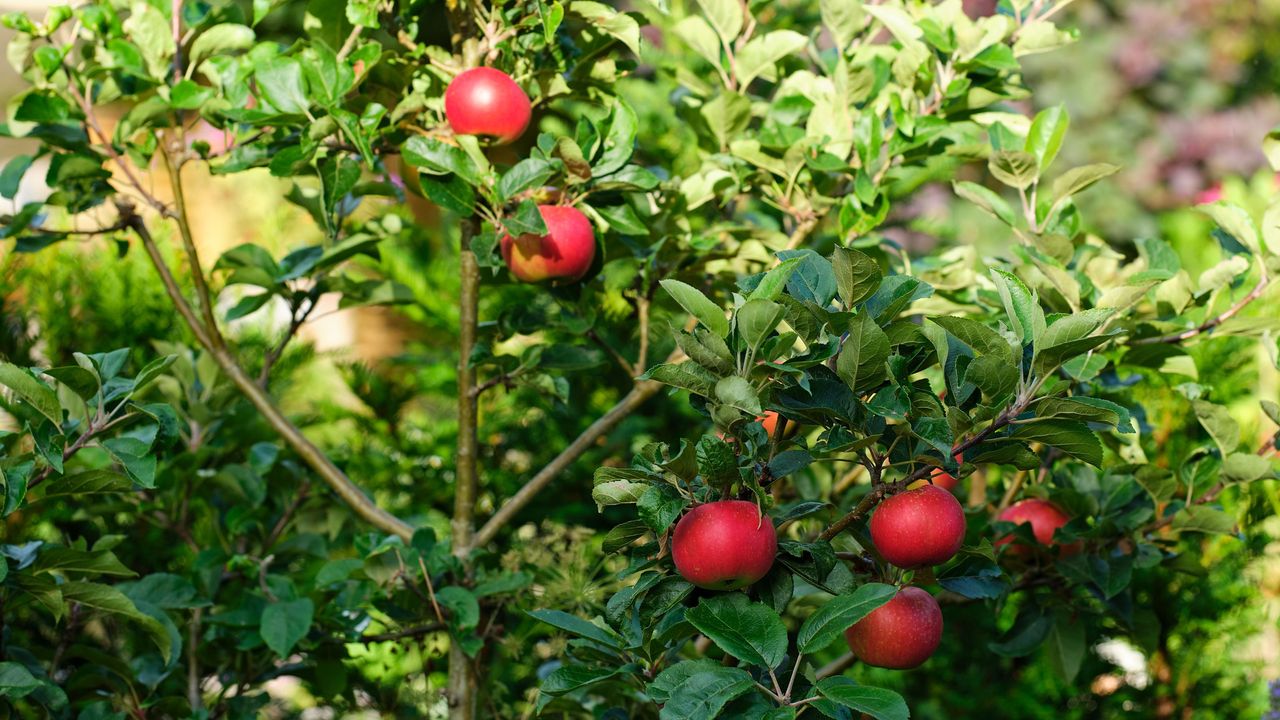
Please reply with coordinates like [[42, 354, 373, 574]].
[[995, 499, 1080, 556], [870, 484, 966, 569], [844, 586, 943, 669], [500, 205, 596, 283], [671, 500, 777, 590], [444, 67, 531, 144]]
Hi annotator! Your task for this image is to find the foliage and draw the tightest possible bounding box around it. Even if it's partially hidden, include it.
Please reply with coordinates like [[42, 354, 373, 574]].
[[0, 0, 1278, 717]]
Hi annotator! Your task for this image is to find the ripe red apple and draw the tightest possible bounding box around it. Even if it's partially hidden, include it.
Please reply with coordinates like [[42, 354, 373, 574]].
[[671, 500, 777, 590], [870, 484, 966, 569], [995, 499, 1080, 556], [500, 205, 596, 283], [444, 67, 531, 144], [844, 586, 943, 669], [760, 411, 800, 439]]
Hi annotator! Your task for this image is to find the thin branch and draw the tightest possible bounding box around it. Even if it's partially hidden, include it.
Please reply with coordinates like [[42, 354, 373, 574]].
[[417, 555, 447, 626], [815, 652, 855, 679], [360, 622, 446, 643], [164, 150, 226, 350], [265, 480, 310, 549], [784, 214, 820, 250], [336, 26, 363, 61], [126, 211, 415, 541], [258, 295, 318, 386], [820, 397, 1027, 542], [1133, 269, 1270, 345], [65, 80, 173, 219], [635, 296, 651, 374], [472, 378, 665, 548], [454, 226, 481, 559], [587, 328, 635, 377]]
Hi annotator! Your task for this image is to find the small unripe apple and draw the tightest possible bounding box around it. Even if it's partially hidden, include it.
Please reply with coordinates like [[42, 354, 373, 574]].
[[995, 499, 1080, 556], [500, 205, 596, 283], [844, 586, 943, 669], [870, 484, 966, 569], [444, 67, 531, 144], [671, 500, 777, 590]]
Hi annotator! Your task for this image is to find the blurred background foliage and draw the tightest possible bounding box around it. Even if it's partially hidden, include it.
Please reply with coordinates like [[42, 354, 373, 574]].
[[1, 0, 1279, 717]]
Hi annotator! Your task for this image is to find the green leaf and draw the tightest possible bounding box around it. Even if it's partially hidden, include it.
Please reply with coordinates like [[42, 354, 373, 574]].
[[1200, 202, 1261, 255], [696, 0, 743, 43], [796, 582, 895, 654], [700, 91, 752, 149], [674, 16, 723, 68], [640, 362, 718, 396], [931, 316, 1015, 362], [602, 519, 650, 553], [188, 24, 254, 70], [570, 1, 642, 55], [749, 258, 802, 302], [0, 363, 60, 425], [61, 581, 172, 662], [637, 483, 688, 533], [988, 150, 1039, 190], [954, 180, 1017, 226], [1050, 163, 1120, 206], [815, 677, 909, 720], [497, 158, 556, 202], [836, 312, 889, 393], [991, 269, 1036, 344], [38, 470, 132, 499], [660, 279, 729, 337], [1025, 104, 1068, 173], [0, 155, 32, 200], [402, 136, 480, 185], [821, 0, 865, 51], [1045, 609, 1084, 683], [776, 249, 838, 306], [685, 594, 787, 668], [1170, 506, 1235, 535], [527, 609, 624, 649], [1221, 453, 1274, 484], [658, 666, 755, 720], [437, 586, 479, 630], [260, 598, 314, 657], [1192, 400, 1240, 457], [831, 247, 882, 307], [736, 30, 808, 87], [255, 57, 310, 115], [736, 299, 785, 352], [122, 2, 175, 77], [540, 664, 622, 696], [1013, 420, 1102, 467], [504, 199, 547, 237], [0, 662, 40, 698]]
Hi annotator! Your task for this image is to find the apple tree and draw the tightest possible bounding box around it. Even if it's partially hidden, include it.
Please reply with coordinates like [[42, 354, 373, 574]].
[[0, 0, 1277, 716]]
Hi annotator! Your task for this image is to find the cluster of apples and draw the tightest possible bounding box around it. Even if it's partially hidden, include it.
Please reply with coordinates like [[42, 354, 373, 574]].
[[444, 68, 596, 283], [668, 423, 1079, 671]]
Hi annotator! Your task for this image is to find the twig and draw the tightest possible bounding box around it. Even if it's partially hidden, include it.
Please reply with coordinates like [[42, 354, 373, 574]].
[[472, 379, 665, 548], [187, 608, 203, 710], [1133, 270, 1270, 345], [258, 295, 319, 386], [587, 328, 635, 377], [126, 211, 415, 540], [454, 225, 481, 559], [819, 397, 1028, 542], [635, 296, 651, 374], [360, 622, 446, 643], [265, 480, 311, 548], [336, 26, 363, 61], [65, 80, 173, 219], [164, 150, 227, 350], [417, 555, 447, 626], [815, 652, 855, 679]]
